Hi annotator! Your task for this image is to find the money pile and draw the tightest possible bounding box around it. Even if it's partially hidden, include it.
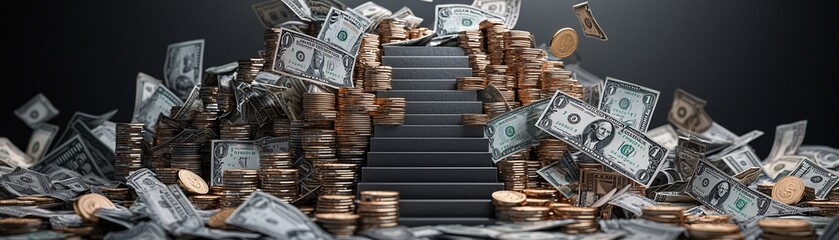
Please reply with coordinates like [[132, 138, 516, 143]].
[[219, 124, 254, 140], [522, 188, 560, 206], [461, 114, 489, 126], [357, 191, 399, 230], [492, 190, 527, 221], [458, 30, 483, 54], [336, 87, 375, 159], [353, 34, 381, 88], [540, 66, 583, 100], [190, 195, 221, 210], [377, 18, 407, 44], [687, 223, 744, 240], [115, 123, 145, 180], [169, 142, 204, 176], [554, 206, 598, 234], [259, 152, 294, 169], [318, 163, 358, 195], [271, 118, 290, 137], [154, 115, 182, 147], [456, 77, 485, 90], [315, 213, 360, 237], [467, 53, 489, 78], [316, 195, 356, 214], [758, 219, 816, 240], [363, 63, 392, 92], [372, 98, 405, 125], [221, 169, 259, 207], [236, 58, 264, 83], [535, 139, 567, 166], [641, 206, 686, 226], [259, 168, 298, 202]]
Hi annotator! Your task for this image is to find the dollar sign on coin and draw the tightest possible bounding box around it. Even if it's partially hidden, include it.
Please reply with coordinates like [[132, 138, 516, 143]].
[[550, 28, 579, 58]]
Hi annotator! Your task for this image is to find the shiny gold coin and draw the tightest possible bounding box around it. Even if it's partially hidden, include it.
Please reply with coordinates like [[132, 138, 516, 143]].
[[550, 28, 578, 59], [772, 176, 805, 205], [208, 208, 237, 229], [74, 193, 116, 222], [492, 190, 527, 205], [178, 169, 209, 194]]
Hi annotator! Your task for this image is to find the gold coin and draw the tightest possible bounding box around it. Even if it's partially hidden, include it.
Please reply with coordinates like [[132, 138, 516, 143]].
[[178, 169, 209, 194], [74, 193, 116, 222], [772, 176, 805, 205], [550, 28, 578, 59], [208, 208, 237, 229], [492, 190, 527, 205]]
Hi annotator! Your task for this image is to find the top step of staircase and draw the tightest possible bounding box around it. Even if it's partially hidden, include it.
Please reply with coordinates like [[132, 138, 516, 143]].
[[384, 46, 466, 56]]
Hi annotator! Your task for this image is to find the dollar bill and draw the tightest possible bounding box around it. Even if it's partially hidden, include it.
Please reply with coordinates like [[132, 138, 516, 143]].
[[134, 72, 162, 115], [686, 160, 817, 222], [646, 124, 678, 150], [55, 110, 118, 146], [536, 90, 668, 187], [486, 98, 550, 163], [599, 219, 685, 240], [0, 167, 52, 196], [90, 121, 116, 152], [132, 84, 183, 133], [732, 167, 762, 185], [392, 6, 424, 28], [318, 7, 372, 55], [608, 192, 659, 216], [765, 120, 807, 162], [281, 0, 313, 21], [14, 93, 60, 129], [471, 0, 521, 28], [173, 86, 203, 120], [104, 221, 168, 240], [763, 155, 805, 179], [674, 137, 704, 180], [210, 140, 261, 186], [127, 169, 202, 231], [706, 130, 763, 161], [226, 191, 332, 240], [797, 145, 839, 169], [68, 120, 116, 176], [537, 152, 578, 198], [271, 28, 355, 88], [163, 39, 204, 100], [478, 83, 512, 111], [26, 123, 60, 161], [599, 77, 660, 132], [253, 0, 305, 28], [573, 2, 607, 40], [790, 158, 839, 199], [668, 89, 712, 133], [254, 136, 290, 153], [0, 138, 35, 169], [653, 191, 695, 203], [270, 73, 306, 120], [719, 147, 761, 175], [352, 1, 392, 31], [433, 4, 503, 36], [309, 0, 346, 21], [31, 135, 105, 178]]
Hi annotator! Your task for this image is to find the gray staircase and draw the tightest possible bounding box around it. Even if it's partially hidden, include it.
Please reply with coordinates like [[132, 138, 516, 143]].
[[359, 46, 500, 227]]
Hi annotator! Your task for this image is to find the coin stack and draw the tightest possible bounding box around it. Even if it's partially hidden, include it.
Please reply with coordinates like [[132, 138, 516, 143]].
[[483, 102, 510, 119], [526, 159, 542, 189], [263, 28, 281, 71], [641, 206, 686, 226], [468, 53, 490, 78], [208, 208, 236, 229], [272, 118, 291, 137], [259, 169, 299, 202], [115, 123, 145, 181], [336, 88, 375, 160], [169, 143, 203, 176], [541, 67, 583, 100], [210, 186, 224, 196], [522, 188, 558, 206], [316, 213, 360, 237], [316, 195, 356, 214], [219, 124, 254, 140], [758, 218, 816, 240], [354, 34, 381, 89], [221, 169, 259, 207], [407, 27, 432, 39], [492, 190, 526, 221], [15, 196, 58, 205], [536, 139, 568, 166], [217, 92, 236, 113], [192, 111, 219, 135], [686, 215, 731, 224], [480, 19, 507, 65], [498, 153, 529, 191], [507, 206, 551, 222], [806, 201, 839, 216], [357, 191, 400, 230], [99, 187, 132, 207], [289, 120, 305, 158], [317, 163, 359, 195], [303, 129, 337, 162], [485, 65, 513, 90], [303, 91, 337, 127], [153, 168, 179, 185], [190, 195, 221, 210], [377, 18, 407, 44], [687, 223, 744, 240], [0, 218, 43, 235], [757, 183, 774, 196], [153, 116, 182, 148], [236, 58, 264, 83], [373, 98, 405, 125], [461, 114, 489, 126], [363, 63, 392, 92], [554, 206, 598, 234], [74, 193, 116, 223], [458, 30, 483, 54], [456, 77, 485, 91], [259, 152, 294, 169]]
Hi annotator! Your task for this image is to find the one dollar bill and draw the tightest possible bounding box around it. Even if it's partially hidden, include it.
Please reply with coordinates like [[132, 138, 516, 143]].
[[271, 28, 355, 88], [599, 77, 659, 132], [486, 98, 549, 163], [433, 4, 503, 36], [536, 90, 667, 187], [790, 158, 839, 199], [318, 7, 372, 55], [210, 140, 261, 186]]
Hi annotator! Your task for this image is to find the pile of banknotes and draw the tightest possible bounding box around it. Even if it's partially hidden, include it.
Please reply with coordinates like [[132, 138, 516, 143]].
[[1, 0, 838, 239]]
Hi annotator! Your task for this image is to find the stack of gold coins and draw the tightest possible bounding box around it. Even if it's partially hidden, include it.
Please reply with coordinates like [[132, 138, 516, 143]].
[[210, 186, 224, 196], [199, 86, 220, 110], [461, 114, 489, 126], [468, 53, 490, 78], [318, 163, 359, 195], [190, 195, 221, 210], [354, 34, 381, 88], [259, 152, 294, 169], [316, 213, 360, 237], [336, 88, 375, 159], [263, 28, 281, 71], [192, 111, 219, 135], [498, 159, 527, 191], [153, 114, 182, 148], [178, 169, 209, 195], [302, 91, 338, 125], [759, 218, 816, 240], [358, 191, 399, 230], [555, 206, 598, 234], [549, 202, 572, 218], [0, 199, 37, 206], [479, 19, 507, 65], [0, 218, 43, 235], [641, 206, 686, 225], [803, 186, 817, 201], [169, 143, 203, 176], [115, 123, 145, 181], [772, 176, 805, 205], [221, 169, 259, 207], [363, 63, 392, 92], [492, 190, 526, 221], [806, 201, 839, 216], [259, 168, 298, 202], [523, 189, 558, 206], [99, 187, 132, 206], [154, 168, 179, 185], [483, 102, 510, 119], [74, 193, 116, 223], [302, 129, 337, 161], [456, 77, 485, 90], [289, 120, 305, 158], [236, 58, 264, 83], [540, 67, 579, 98], [485, 65, 513, 89], [757, 183, 774, 196], [687, 223, 743, 240], [458, 30, 483, 54], [272, 118, 291, 137], [316, 195, 356, 214], [298, 205, 317, 219], [377, 18, 407, 44], [407, 27, 432, 39], [508, 206, 551, 222], [219, 123, 254, 140], [686, 214, 731, 224], [217, 92, 236, 113], [373, 98, 405, 125], [526, 159, 542, 188]]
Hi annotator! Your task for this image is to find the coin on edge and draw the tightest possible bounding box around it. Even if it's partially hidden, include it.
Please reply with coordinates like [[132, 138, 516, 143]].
[[550, 28, 578, 59], [178, 169, 210, 194]]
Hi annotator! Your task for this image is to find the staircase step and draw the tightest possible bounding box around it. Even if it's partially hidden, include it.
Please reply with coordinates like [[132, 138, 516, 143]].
[[384, 46, 465, 56], [374, 125, 484, 137], [404, 114, 463, 125], [370, 137, 489, 152], [367, 152, 493, 167], [362, 167, 498, 182], [407, 101, 482, 114], [357, 182, 504, 199], [382, 56, 470, 68], [398, 217, 495, 227], [399, 199, 494, 218], [376, 90, 477, 101], [392, 79, 457, 90], [392, 68, 472, 79]]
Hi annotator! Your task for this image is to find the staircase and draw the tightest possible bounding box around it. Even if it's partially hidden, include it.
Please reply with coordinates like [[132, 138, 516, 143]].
[[357, 46, 503, 226]]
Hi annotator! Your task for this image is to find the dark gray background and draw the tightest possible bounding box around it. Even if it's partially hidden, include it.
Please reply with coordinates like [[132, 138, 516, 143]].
[[2, 0, 837, 157]]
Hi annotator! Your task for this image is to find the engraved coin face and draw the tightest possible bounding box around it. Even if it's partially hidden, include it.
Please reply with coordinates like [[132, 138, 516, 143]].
[[772, 176, 805, 205], [550, 28, 579, 59]]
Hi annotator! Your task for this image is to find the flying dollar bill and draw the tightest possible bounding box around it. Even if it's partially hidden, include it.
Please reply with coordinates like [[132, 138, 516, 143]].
[[318, 7, 372, 55], [163, 39, 204, 100], [599, 77, 660, 132], [309, 0, 346, 21], [14, 93, 60, 129], [27, 123, 60, 161], [486, 98, 549, 163], [797, 145, 839, 169], [764, 155, 804, 179], [687, 160, 817, 221], [646, 124, 678, 150], [31, 135, 106, 178], [719, 147, 761, 175], [55, 110, 118, 146], [226, 191, 332, 240], [132, 85, 183, 133], [434, 4, 503, 36], [790, 158, 839, 199], [0, 138, 35, 169], [134, 72, 162, 116], [668, 89, 713, 133], [391, 6, 424, 28], [352, 1, 392, 32], [536, 152, 578, 198], [281, 0, 313, 21], [765, 120, 807, 162], [252, 0, 306, 28], [471, 0, 521, 28], [573, 2, 607, 40], [210, 140, 261, 186], [271, 28, 355, 88], [536, 90, 667, 187]]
